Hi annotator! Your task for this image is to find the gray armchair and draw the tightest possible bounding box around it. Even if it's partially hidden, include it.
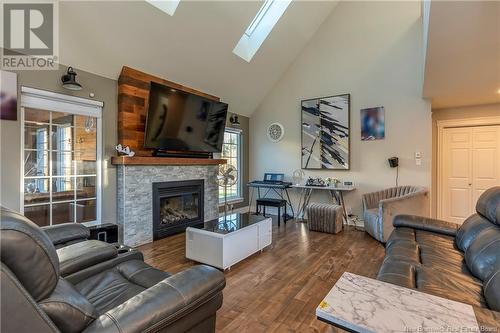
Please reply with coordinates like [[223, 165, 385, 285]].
[[362, 185, 429, 243]]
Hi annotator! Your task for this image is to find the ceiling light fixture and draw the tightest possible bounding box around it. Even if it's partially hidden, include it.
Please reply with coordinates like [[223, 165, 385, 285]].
[[61, 67, 82, 91]]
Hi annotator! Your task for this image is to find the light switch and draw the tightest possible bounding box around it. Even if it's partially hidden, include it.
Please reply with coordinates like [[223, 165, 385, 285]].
[[415, 151, 422, 166]]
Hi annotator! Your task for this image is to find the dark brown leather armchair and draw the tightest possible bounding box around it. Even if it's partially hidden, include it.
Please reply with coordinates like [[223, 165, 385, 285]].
[[1, 207, 226, 333]]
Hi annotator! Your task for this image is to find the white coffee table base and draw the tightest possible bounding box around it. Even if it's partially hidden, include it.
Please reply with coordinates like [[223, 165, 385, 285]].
[[186, 216, 272, 270], [317, 272, 479, 333]]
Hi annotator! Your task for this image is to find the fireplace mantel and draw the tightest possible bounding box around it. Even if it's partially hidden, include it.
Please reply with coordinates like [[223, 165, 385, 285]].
[[111, 156, 227, 166]]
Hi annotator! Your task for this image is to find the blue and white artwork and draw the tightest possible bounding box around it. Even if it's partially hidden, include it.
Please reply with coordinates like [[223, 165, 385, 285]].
[[361, 106, 385, 141], [301, 94, 350, 170]]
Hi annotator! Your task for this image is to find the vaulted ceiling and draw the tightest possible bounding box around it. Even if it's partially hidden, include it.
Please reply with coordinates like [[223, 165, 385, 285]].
[[423, 1, 500, 109], [58, 1, 339, 116]]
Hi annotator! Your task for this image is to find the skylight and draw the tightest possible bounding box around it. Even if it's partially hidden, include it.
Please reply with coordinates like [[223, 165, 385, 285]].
[[233, 0, 292, 62], [145, 0, 180, 16]]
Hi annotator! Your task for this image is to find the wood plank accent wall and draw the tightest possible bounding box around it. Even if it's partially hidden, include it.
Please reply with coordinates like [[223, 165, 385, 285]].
[[117, 66, 220, 156]]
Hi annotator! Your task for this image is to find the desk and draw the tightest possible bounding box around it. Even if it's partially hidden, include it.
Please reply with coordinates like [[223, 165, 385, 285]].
[[247, 182, 294, 218], [316, 272, 479, 333], [292, 184, 355, 224]]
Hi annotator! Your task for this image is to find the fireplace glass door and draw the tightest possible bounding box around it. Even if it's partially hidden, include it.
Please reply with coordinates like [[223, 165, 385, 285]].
[[153, 179, 204, 240], [159, 192, 200, 225]]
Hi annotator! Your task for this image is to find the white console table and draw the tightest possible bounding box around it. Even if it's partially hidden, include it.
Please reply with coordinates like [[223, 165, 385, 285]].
[[186, 213, 272, 270], [317, 272, 479, 333]]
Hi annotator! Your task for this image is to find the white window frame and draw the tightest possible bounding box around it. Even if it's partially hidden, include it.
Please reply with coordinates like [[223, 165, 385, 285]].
[[20, 86, 103, 225], [219, 128, 243, 205], [233, 0, 292, 62]]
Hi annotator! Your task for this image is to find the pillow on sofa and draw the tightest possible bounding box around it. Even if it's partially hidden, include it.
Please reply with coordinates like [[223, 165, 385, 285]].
[[464, 227, 500, 282], [39, 278, 97, 333], [475, 186, 500, 224], [456, 214, 496, 252]]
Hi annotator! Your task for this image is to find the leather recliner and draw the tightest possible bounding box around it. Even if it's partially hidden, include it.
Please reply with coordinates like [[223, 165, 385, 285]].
[[41, 222, 146, 283], [377, 186, 500, 313], [1, 207, 226, 333]]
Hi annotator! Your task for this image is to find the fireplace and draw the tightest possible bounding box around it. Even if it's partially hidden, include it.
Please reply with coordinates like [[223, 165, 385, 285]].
[[152, 180, 204, 240]]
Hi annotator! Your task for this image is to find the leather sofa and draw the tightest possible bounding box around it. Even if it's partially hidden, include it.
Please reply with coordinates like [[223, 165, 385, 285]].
[[363, 185, 429, 243], [377, 186, 500, 313], [1, 207, 226, 333]]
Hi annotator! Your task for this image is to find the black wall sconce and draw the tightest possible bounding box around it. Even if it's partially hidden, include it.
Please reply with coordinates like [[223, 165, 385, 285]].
[[229, 114, 241, 128], [61, 67, 82, 91]]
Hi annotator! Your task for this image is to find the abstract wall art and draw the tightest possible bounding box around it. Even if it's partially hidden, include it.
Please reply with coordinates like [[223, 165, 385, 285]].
[[0, 70, 18, 121], [361, 106, 385, 141], [301, 94, 350, 170]]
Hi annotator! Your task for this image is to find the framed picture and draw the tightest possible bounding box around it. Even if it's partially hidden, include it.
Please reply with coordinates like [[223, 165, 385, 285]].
[[361, 106, 385, 140], [0, 70, 18, 121], [301, 94, 350, 170]]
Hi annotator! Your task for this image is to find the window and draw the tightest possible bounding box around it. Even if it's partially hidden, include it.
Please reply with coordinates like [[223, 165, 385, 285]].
[[233, 0, 292, 62], [145, 0, 180, 16], [21, 87, 102, 227], [219, 129, 242, 203]]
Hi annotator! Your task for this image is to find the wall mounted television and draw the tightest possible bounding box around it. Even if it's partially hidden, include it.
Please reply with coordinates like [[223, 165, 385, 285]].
[[144, 82, 228, 156]]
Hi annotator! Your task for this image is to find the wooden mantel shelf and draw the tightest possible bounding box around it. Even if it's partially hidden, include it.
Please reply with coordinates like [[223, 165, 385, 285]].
[[111, 156, 227, 166]]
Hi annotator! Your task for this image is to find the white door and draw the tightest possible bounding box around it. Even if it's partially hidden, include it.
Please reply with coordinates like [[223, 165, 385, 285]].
[[440, 126, 500, 224]]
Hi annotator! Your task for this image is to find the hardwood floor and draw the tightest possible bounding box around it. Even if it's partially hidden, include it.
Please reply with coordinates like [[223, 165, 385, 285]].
[[138, 217, 385, 332]]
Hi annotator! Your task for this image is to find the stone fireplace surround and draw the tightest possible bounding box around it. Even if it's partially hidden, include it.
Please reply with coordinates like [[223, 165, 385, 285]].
[[116, 162, 220, 247]]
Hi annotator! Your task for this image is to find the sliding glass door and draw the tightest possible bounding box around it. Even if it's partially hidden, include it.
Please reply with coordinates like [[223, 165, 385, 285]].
[[21, 87, 102, 227]]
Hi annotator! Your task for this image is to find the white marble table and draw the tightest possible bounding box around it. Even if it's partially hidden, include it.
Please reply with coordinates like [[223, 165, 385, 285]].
[[316, 272, 479, 333]]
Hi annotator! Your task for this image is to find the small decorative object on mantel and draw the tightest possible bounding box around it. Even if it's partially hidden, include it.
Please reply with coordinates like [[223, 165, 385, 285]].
[[267, 122, 284, 142], [301, 94, 350, 170], [0, 70, 17, 121], [115, 144, 135, 157], [361, 106, 385, 140]]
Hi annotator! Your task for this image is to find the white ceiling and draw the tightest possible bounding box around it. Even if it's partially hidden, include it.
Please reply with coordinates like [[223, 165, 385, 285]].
[[58, 1, 339, 116], [423, 1, 500, 109]]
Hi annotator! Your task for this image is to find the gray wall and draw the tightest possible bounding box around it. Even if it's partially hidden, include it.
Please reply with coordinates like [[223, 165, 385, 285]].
[[0, 64, 118, 224]]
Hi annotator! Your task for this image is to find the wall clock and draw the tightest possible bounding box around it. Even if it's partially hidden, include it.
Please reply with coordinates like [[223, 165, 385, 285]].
[[267, 122, 284, 142]]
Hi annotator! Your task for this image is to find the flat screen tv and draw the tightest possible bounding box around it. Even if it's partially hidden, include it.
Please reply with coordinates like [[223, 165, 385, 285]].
[[144, 82, 228, 153]]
